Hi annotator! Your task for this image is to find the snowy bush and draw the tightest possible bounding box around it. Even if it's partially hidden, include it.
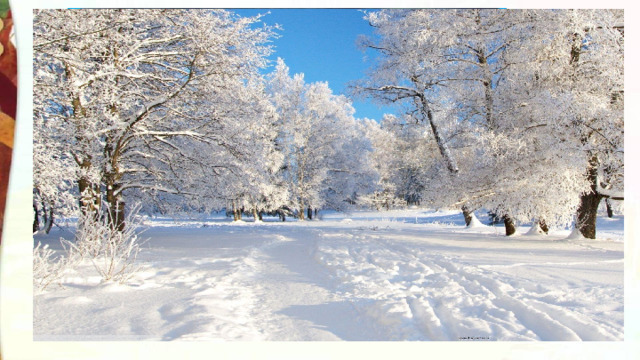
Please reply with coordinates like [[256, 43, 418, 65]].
[[33, 242, 75, 291], [64, 206, 145, 284]]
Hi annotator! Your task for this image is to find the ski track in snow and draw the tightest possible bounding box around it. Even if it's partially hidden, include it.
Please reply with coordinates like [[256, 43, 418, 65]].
[[313, 228, 623, 341], [33, 211, 624, 341]]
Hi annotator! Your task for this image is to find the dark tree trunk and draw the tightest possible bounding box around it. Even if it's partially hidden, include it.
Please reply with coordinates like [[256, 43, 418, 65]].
[[576, 155, 603, 239], [33, 201, 40, 233], [78, 176, 100, 222], [41, 199, 48, 227], [539, 219, 549, 234], [39, 198, 55, 234], [44, 203, 54, 234], [278, 209, 286, 222], [307, 207, 313, 220], [605, 198, 614, 218], [258, 211, 264, 221], [576, 191, 603, 239], [504, 215, 516, 236], [116, 201, 125, 231], [462, 205, 474, 226]]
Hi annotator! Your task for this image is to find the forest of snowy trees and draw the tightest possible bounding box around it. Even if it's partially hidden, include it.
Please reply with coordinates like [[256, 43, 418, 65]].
[[33, 9, 623, 239]]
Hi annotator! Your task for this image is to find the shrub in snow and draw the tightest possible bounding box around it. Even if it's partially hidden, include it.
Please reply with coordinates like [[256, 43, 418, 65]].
[[33, 242, 75, 291], [64, 206, 145, 284]]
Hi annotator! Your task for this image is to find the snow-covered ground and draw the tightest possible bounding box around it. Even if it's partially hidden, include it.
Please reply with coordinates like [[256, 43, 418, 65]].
[[33, 209, 624, 341]]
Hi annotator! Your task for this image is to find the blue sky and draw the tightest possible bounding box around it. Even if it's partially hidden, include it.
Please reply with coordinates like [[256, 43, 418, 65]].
[[233, 8, 395, 121]]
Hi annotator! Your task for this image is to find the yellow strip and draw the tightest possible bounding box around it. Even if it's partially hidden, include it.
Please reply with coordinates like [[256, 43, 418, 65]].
[[0, 111, 14, 148]]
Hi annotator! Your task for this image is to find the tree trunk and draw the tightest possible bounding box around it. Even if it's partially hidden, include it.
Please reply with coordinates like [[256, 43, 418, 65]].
[[39, 197, 55, 234], [116, 201, 125, 231], [605, 198, 614, 218], [462, 205, 474, 226], [412, 85, 468, 223], [33, 201, 40, 233], [41, 199, 48, 228], [252, 207, 260, 222], [106, 198, 125, 232], [44, 202, 54, 234], [106, 182, 125, 232], [78, 175, 100, 222], [307, 207, 313, 220], [576, 191, 602, 239], [298, 205, 305, 220], [258, 211, 264, 221], [504, 214, 516, 236], [539, 219, 549, 234], [72, 89, 99, 223], [421, 96, 459, 174], [476, 46, 496, 130], [232, 201, 240, 221], [576, 155, 603, 239], [278, 209, 286, 222]]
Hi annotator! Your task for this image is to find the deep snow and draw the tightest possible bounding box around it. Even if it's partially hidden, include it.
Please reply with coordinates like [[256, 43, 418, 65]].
[[33, 209, 624, 341]]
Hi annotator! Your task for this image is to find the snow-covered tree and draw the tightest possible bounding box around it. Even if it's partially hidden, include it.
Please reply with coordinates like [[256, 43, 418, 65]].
[[33, 109, 77, 233], [321, 116, 378, 212], [530, 9, 624, 238], [215, 85, 288, 222], [267, 59, 373, 219], [415, 9, 592, 233], [360, 114, 439, 210], [359, 117, 401, 210], [456, 9, 623, 236], [33, 9, 277, 228], [356, 9, 623, 237], [353, 9, 480, 224]]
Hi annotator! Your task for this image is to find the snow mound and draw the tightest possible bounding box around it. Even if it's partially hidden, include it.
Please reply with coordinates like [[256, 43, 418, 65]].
[[566, 228, 586, 240], [466, 214, 486, 228], [526, 223, 547, 235]]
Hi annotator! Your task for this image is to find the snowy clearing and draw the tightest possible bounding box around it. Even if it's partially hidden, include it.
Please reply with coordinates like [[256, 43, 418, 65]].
[[33, 209, 623, 341]]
